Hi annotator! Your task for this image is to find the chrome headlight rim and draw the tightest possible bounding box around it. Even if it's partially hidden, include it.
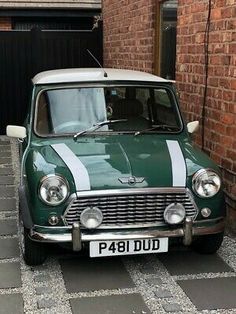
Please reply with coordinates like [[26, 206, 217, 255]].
[[39, 174, 69, 206], [192, 168, 221, 199]]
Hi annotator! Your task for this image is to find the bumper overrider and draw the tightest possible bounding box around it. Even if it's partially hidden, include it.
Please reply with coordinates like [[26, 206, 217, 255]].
[[29, 217, 225, 251]]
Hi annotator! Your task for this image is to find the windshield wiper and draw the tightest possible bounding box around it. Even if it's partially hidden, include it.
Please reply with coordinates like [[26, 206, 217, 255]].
[[134, 125, 179, 137], [74, 119, 127, 140]]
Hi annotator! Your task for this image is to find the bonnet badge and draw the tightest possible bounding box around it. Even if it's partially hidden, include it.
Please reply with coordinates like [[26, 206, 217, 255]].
[[118, 176, 145, 185]]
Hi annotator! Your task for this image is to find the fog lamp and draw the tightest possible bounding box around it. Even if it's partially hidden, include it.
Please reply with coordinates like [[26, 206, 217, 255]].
[[201, 207, 211, 218], [164, 203, 186, 225], [80, 207, 103, 229], [48, 215, 59, 226]]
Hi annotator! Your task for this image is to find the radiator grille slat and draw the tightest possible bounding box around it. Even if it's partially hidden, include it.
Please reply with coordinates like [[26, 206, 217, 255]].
[[63, 190, 197, 228]]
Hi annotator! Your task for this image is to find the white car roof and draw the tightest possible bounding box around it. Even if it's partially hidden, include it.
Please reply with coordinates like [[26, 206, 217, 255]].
[[32, 68, 171, 85]]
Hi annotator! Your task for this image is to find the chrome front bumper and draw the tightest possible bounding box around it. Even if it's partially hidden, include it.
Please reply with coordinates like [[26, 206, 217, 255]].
[[29, 217, 225, 251]]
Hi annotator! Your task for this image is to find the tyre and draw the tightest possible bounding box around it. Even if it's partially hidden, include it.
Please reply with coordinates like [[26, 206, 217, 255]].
[[20, 226, 47, 266], [192, 232, 224, 254]]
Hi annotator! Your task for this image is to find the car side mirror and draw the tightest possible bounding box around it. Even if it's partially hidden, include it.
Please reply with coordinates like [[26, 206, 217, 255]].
[[6, 125, 27, 139], [187, 121, 199, 134]]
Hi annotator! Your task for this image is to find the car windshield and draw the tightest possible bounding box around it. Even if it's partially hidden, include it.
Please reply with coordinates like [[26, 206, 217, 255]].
[[35, 85, 182, 136]]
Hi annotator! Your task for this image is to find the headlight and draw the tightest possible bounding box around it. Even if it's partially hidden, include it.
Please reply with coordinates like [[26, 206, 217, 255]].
[[192, 169, 221, 198], [39, 175, 69, 206]]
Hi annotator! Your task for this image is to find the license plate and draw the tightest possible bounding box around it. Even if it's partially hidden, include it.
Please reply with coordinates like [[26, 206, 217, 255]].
[[90, 238, 168, 257]]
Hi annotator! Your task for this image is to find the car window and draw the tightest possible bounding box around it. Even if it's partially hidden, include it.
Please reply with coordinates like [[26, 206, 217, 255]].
[[36, 88, 107, 134], [35, 85, 181, 135], [154, 89, 171, 108]]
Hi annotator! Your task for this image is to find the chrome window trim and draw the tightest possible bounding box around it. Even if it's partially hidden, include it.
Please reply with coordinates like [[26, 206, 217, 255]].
[[74, 187, 187, 198]]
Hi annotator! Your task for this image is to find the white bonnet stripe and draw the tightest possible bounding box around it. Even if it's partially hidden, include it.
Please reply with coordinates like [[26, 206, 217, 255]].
[[51, 143, 90, 191], [166, 140, 186, 187]]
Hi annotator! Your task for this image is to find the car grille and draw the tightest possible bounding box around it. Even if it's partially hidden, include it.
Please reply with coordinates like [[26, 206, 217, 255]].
[[63, 189, 198, 229]]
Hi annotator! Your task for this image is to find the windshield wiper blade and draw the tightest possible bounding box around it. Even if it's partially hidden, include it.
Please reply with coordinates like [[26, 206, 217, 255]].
[[74, 119, 127, 140], [134, 125, 179, 137]]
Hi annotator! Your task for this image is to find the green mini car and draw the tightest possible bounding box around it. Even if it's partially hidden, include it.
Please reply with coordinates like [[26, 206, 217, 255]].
[[7, 68, 225, 265]]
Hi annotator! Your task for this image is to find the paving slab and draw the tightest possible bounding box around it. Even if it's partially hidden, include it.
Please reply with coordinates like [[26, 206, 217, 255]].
[[34, 274, 51, 283], [0, 198, 16, 211], [60, 257, 134, 293], [155, 289, 172, 298], [0, 176, 14, 185], [0, 294, 23, 314], [0, 167, 14, 175], [70, 293, 151, 314], [0, 157, 11, 165], [146, 277, 163, 286], [37, 298, 56, 309], [36, 286, 53, 295], [141, 264, 156, 274], [158, 250, 232, 275], [0, 262, 21, 288], [178, 277, 236, 310], [0, 147, 11, 153], [0, 186, 15, 198], [0, 220, 17, 235], [0, 238, 19, 259], [0, 141, 10, 146], [163, 303, 182, 312], [0, 151, 11, 157]]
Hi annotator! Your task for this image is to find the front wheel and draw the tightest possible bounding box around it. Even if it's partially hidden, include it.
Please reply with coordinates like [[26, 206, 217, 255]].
[[20, 226, 47, 266], [192, 232, 224, 254]]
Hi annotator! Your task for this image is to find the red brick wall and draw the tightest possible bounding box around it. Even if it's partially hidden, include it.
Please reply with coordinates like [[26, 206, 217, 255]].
[[176, 0, 236, 232], [102, 0, 236, 232], [102, 0, 155, 72], [0, 17, 12, 30]]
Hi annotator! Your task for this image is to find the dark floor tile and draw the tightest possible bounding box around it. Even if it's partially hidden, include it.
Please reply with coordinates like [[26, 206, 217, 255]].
[[178, 277, 236, 310], [0, 167, 14, 175], [70, 293, 151, 314], [0, 176, 14, 185], [158, 250, 232, 275], [0, 186, 15, 198], [0, 157, 11, 165], [0, 294, 23, 314], [0, 146, 11, 153], [0, 238, 20, 259], [0, 220, 17, 235], [60, 257, 134, 293], [0, 198, 16, 211], [0, 151, 11, 158], [0, 262, 21, 288], [0, 141, 10, 146]]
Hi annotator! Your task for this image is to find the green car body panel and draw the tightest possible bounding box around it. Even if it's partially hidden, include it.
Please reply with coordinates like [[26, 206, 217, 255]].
[[23, 134, 225, 227]]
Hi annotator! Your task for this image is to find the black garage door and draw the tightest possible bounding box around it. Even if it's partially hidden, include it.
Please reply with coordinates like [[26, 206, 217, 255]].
[[0, 27, 103, 134]]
